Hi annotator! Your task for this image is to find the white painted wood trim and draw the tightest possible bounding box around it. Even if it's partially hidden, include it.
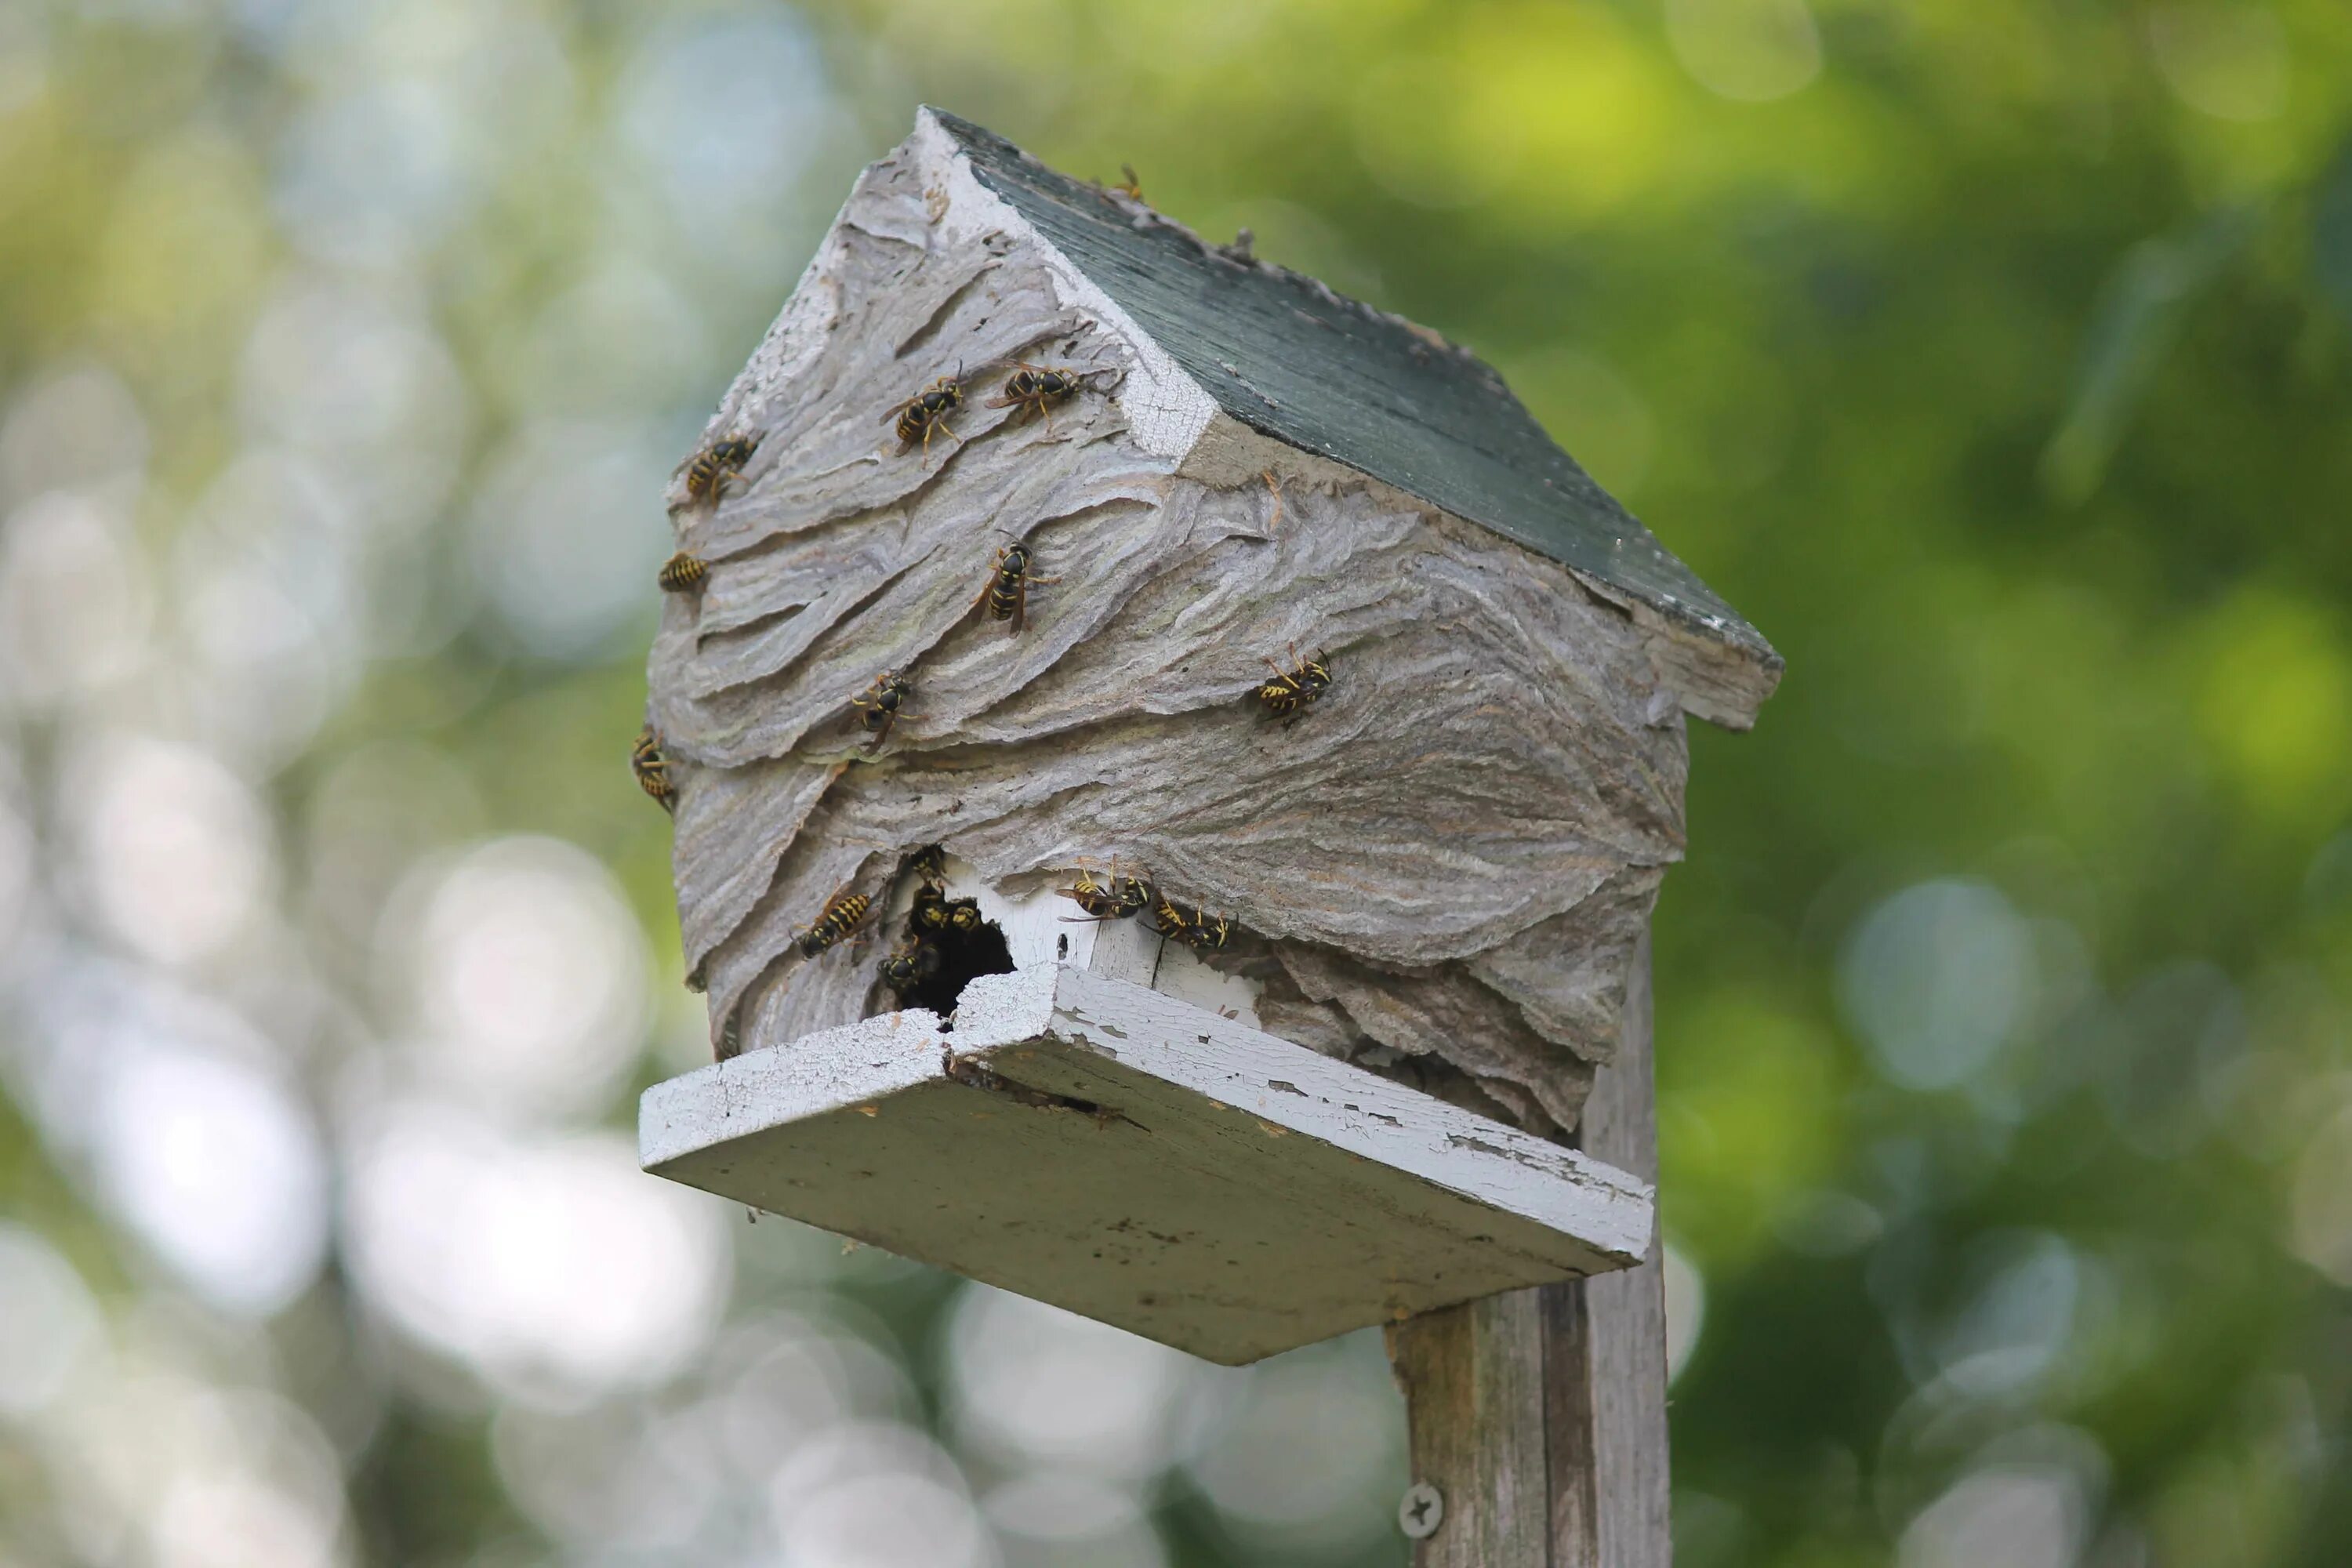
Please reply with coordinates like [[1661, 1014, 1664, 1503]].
[[1033, 966, 1652, 1264], [641, 963, 1652, 1270]]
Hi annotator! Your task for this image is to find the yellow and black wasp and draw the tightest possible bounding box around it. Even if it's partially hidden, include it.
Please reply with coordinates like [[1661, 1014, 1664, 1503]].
[[986, 363, 1091, 436], [1058, 858, 1152, 923], [1112, 164, 1144, 201], [911, 882, 984, 937], [657, 551, 708, 593], [972, 539, 1058, 636], [906, 844, 948, 891], [886, 372, 964, 458], [1254, 644, 1334, 726], [682, 434, 759, 508], [878, 939, 941, 996], [1151, 892, 1232, 953], [631, 727, 676, 814], [794, 887, 872, 959], [851, 671, 913, 752]]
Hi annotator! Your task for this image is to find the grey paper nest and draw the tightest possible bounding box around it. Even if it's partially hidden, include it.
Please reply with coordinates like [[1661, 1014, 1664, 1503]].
[[647, 111, 1776, 1138]]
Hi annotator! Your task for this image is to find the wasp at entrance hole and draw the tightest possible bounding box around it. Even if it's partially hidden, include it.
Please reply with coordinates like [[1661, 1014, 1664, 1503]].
[[1058, 858, 1152, 923], [1151, 892, 1232, 953]]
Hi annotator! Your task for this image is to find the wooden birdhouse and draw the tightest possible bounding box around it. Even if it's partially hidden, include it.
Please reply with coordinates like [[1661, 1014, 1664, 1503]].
[[638, 108, 1777, 1563]]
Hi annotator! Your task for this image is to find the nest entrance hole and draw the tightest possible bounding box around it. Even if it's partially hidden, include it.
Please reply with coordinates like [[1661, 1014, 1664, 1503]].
[[900, 916, 1013, 1026]]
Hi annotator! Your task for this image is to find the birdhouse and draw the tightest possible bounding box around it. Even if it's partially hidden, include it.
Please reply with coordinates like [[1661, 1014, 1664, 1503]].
[[636, 106, 1777, 1386]]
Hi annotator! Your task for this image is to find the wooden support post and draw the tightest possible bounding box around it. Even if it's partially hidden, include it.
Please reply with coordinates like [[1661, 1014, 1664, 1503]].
[[1388, 938, 1668, 1566]]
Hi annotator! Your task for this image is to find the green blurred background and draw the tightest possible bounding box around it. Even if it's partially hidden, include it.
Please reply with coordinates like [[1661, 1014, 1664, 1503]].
[[3, 2, 2350, 1564]]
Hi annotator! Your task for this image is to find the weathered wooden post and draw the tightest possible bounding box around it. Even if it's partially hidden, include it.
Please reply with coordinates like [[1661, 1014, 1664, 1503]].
[[634, 108, 1777, 1562]]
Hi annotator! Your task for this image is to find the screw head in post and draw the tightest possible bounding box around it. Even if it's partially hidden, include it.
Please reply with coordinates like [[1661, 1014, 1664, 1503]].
[[1399, 1480, 1444, 1540]]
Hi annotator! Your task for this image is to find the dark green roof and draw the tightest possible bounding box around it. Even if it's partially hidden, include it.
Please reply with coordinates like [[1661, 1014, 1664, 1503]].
[[931, 108, 1777, 671]]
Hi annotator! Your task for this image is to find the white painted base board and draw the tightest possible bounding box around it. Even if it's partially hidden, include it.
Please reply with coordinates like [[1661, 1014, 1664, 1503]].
[[639, 964, 1654, 1364]]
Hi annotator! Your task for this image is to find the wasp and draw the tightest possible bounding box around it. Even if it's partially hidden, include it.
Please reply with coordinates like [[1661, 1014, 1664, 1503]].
[[971, 540, 1058, 636], [878, 938, 941, 996], [906, 844, 948, 890], [909, 883, 983, 937], [682, 434, 759, 507], [1254, 644, 1334, 725], [987, 363, 1091, 435], [910, 882, 953, 934], [631, 727, 676, 814], [1112, 164, 1144, 201], [1184, 910, 1233, 951], [1151, 893, 1232, 952], [794, 888, 872, 959], [657, 551, 708, 593], [851, 671, 913, 752], [1058, 858, 1152, 923], [886, 372, 964, 458]]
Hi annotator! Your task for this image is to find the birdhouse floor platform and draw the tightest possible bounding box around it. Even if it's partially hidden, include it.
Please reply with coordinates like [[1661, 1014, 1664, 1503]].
[[639, 963, 1653, 1364]]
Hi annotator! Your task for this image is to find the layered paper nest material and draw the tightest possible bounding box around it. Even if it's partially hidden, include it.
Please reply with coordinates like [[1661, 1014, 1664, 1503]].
[[650, 112, 1772, 1136]]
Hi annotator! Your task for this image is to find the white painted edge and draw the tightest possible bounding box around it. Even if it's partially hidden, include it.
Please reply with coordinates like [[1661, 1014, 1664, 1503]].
[[1145, 934, 1263, 1025], [1037, 964, 1654, 1265], [642, 964, 1653, 1269], [638, 966, 1052, 1169], [1078, 913, 1161, 987]]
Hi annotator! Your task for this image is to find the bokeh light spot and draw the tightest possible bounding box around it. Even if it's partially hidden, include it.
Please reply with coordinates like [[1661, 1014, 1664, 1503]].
[[1664, 0, 1824, 104], [0, 492, 154, 712], [770, 1421, 996, 1568], [0, 360, 148, 503], [0, 1221, 103, 1415], [238, 277, 469, 538], [2144, 5, 2290, 122], [1899, 1465, 2089, 1568], [1663, 1240, 1706, 1384], [94, 1039, 329, 1316], [403, 835, 650, 1120], [69, 734, 274, 967], [985, 1472, 1167, 1568], [2187, 589, 2352, 829], [345, 1110, 729, 1400], [945, 1286, 1197, 1483], [1841, 880, 2035, 1091], [2290, 1098, 2352, 1287], [613, 11, 829, 227], [1181, 1338, 1404, 1555], [468, 419, 673, 659]]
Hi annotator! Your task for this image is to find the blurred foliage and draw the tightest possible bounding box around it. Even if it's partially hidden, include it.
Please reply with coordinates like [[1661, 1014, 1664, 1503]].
[[3, 2, 2352, 1566]]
